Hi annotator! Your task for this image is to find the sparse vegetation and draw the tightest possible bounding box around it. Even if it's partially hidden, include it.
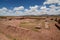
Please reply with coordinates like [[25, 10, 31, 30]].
[[50, 18, 53, 20], [55, 18, 57, 22], [32, 27, 41, 31], [31, 28, 39, 31], [20, 21, 37, 28], [0, 16, 7, 19], [13, 38, 16, 40], [0, 16, 60, 40], [55, 24, 60, 30], [35, 27, 41, 29], [6, 34, 12, 39], [57, 19, 60, 24], [9, 18, 12, 20]]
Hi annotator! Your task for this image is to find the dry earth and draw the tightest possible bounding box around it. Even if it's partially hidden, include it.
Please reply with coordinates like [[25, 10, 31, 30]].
[[0, 16, 60, 40]]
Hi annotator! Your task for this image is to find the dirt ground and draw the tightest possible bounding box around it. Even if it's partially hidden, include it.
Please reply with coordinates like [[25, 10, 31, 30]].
[[0, 16, 60, 40]]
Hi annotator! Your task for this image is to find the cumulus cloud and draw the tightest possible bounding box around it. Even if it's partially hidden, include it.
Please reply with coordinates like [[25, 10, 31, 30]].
[[47, 5, 60, 15], [0, 7, 8, 16], [0, 1, 60, 16], [43, 0, 60, 15], [24, 5, 41, 15], [29, 5, 39, 10], [13, 6, 24, 11], [0, 7, 8, 13], [44, 0, 60, 4], [40, 6, 46, 9]]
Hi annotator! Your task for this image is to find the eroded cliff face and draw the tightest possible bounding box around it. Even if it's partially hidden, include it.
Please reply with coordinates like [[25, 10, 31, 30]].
[[0, 16, 60, 40]]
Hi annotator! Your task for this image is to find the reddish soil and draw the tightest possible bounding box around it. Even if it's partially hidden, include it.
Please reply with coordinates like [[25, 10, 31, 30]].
[[0, 16, 60, 40]]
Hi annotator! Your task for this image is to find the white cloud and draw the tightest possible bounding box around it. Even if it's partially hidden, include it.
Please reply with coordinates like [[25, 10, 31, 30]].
[[0, 7, 8, 14], [29, 5, 39, 12], [43, 0, 60, 15], [24, 5, 40, 15], [44, 0, 60, 5], [13, 6, 24, 11], [47, 5, 60, 15], [40, 6, 46, 9], [0, 4, 60, 16], [30, 5, 39, 10]]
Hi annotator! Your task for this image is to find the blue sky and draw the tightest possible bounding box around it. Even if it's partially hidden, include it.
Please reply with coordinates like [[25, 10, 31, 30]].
[[0, 0, 60, 16], [0, 0, 45, 9]]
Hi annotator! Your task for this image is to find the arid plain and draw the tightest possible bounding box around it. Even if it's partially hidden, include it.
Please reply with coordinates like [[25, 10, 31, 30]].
[[0, 16, 60, 40]]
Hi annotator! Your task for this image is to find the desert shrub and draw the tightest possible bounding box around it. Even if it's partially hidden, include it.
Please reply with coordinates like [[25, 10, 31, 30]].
[[57, 19, 60, 24], [0, 16, 7, 19], [32, 27, 41, 31], [55, 18, 57, 22], [20, 18, 24, 20], [13, 38, 16, 40], [6, 34, 12, 39], [35, 27, 41, 29], [50, 18, 53, 20], [9, 18, 12, 20], [55, 24, 60, 30]]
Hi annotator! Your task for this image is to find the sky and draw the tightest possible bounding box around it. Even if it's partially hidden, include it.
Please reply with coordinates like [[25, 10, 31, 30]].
[[0, 0, 60, 16], [0, 0, 45, 9]]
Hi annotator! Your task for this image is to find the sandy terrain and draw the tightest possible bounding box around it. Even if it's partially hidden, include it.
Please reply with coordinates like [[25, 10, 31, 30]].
[[0, 16, 60, 40]]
